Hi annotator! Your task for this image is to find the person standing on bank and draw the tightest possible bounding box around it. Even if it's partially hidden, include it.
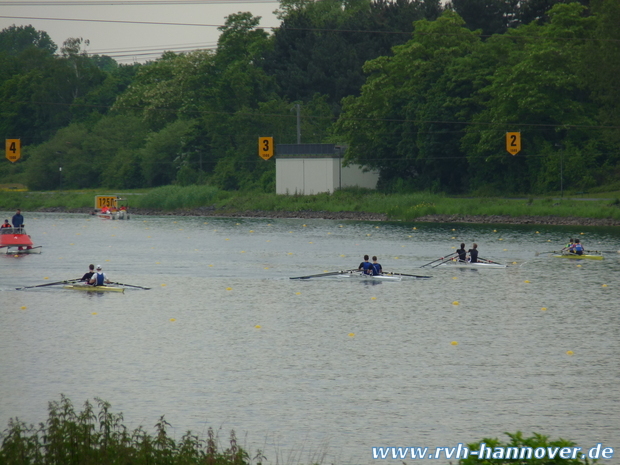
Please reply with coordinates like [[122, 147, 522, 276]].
[[468, 243, 479, 263], [12, 209, 24, 228], [89, 265, 111, 286]]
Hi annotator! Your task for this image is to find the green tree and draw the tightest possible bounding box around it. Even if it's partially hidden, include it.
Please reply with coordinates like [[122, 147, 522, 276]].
[[461, 3, 598, 194]]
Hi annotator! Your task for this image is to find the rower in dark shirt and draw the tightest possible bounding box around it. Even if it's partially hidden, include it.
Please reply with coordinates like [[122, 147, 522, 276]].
[[468, 243, 479, 263], [81, 264, 95, 283], [456, 243, 467, 262]]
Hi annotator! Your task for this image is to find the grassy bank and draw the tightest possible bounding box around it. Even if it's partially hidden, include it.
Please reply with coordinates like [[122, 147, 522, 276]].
[[2, 186, 620, 222]]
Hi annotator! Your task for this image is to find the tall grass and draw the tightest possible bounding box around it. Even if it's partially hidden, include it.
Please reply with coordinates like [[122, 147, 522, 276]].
[[0, 395, 264, 465], [2, 186, 620, 222], [134, 185, 222, 211]]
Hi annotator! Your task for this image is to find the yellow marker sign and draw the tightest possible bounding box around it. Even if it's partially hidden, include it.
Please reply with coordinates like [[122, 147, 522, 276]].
[[258, 137, 274, 160], [506, 132, 521, 155], [5, 139, 20, 163], [95, 196, 118, 209]]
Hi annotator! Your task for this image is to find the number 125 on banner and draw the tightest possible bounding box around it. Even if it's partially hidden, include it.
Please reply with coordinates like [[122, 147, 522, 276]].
[[506, 132, 521, 155], [258, 137, 274, 160]]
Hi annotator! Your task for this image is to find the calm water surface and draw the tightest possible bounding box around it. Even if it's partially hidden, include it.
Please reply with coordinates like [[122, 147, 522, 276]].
[[1, 212, 619, 464]]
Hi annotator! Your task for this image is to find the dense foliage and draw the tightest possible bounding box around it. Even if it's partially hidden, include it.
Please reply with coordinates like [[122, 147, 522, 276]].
[[0, 0, 618, 195]]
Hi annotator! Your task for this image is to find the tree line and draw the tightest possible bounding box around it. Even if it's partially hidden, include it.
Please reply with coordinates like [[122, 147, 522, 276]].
[[0, 0, 618, 195]]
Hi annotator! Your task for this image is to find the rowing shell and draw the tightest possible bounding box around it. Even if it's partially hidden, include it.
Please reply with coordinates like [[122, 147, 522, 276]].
[[334, 272, 402, 282], [552, 254, 603, 260], [63, 284, 125, 293], [438, 261, 507, 269]]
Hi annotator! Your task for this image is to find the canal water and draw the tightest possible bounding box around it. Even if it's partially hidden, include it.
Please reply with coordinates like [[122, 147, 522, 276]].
[[1, 212, 619, 464]]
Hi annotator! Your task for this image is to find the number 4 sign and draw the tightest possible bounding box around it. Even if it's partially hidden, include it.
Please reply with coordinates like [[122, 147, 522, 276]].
[[5, 139, 21, 162], [506, 132, 521, 155]]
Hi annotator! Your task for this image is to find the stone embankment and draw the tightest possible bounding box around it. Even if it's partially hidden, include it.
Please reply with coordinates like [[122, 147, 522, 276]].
[[33, 207, 620, 226]]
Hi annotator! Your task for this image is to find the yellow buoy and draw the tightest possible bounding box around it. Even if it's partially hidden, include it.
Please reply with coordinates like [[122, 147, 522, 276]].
[[536, 231, 539, 234], [209, 264, 214, 267], [295, 292, 301, 295], [452, 301, 459, 305], [451, 341, 458, 346], [255, 325, 261, 329], [20, 306, 27, 310], [452, 277, 457, 280], [413, 227, 417, 230], [44, 277, 49, 280], [602, 284, 608, 287], [512, 262, 517, 265], [170, 318, 176, 322], [226, 287, 232, 291], [348, 333, 355, 337], [577, 264, 582, 267], [161, 284, 167, 287], [303, 224, 306, 227], [566, 350, 574, 355], [371, 297, 377, 300], [541, 307, 547, 311], [493, 229, 497, 232], [264, 267, 269, 270], [524, 280, 530, 283], [91, 312, 97, 315], [249, 230, 254, 233]]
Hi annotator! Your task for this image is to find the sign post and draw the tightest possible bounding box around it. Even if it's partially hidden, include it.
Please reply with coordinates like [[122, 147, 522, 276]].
[[5, 139, 20, 163], [506, 132, 521, 155], [258, 137, 274, 160]]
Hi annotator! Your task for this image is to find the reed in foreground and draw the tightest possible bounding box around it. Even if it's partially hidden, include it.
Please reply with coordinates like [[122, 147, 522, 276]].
[[0, 395, 265, 465]]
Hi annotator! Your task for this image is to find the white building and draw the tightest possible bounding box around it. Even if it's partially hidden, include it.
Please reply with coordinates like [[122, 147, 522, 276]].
[[275, 144, 379, 195]]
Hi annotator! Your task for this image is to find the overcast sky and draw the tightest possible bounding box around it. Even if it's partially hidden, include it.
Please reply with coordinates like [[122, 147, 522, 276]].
[[0, 0, 283, 64]]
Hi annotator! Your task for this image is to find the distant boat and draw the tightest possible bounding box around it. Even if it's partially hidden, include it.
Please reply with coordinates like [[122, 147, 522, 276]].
[[0, 227, 42, 254]]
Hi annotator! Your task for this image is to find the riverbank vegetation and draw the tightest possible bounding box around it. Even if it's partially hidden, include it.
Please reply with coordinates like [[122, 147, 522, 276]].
[[0, 0, 618, 196], [2, 186, 620, 223], [0, 396, 593, 465]]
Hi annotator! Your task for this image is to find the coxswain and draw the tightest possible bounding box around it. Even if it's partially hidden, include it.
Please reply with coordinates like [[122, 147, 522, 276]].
[[89, 265, 111, 286], [468, 243, 479, 263]]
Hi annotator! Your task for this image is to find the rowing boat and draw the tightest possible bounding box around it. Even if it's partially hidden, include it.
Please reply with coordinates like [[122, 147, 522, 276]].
[[63, 284, 125, 293], [437, 261, 507, 269], [333, 272, 403, 282], [552, 253, 603, 260], [0, 227, 42, 254]]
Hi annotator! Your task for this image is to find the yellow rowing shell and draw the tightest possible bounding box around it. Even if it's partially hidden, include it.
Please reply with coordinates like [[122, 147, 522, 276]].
[[552, 254, 603, 260], [63, 284, 125, 292]]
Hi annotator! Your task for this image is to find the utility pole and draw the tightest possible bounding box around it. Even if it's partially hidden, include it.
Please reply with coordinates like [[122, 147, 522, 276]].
[[294, 103, 301, 144]]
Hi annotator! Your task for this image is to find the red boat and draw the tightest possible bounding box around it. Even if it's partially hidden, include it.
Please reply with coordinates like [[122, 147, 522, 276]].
[[0, 227, 42, 254]]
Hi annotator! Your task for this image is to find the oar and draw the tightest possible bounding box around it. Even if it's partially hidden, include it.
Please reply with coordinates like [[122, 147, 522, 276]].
[[16, 278, 80, 290], [109, 282, 151, 290], [431, 255, 459, 268], [420, 252, 456, 268], [290, 269, 357, 280], [586, 250, 619, 254], [535, 250, 562, 256], [477, 257, 503, 265], [384, 271, 432, 279]]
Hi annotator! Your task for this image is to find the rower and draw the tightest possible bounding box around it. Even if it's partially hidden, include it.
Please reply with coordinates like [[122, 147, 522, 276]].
[[1, 219, 11, 229], [89, 265, 111, 286], [81, 264, 96, 284], [468, 243, 479, 263], [371, 256, 383, 275], [561, 238, 574, 253], [358, 255, 372, 274], [573, 239, 584, 256], [456, 243, 467, 262]]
